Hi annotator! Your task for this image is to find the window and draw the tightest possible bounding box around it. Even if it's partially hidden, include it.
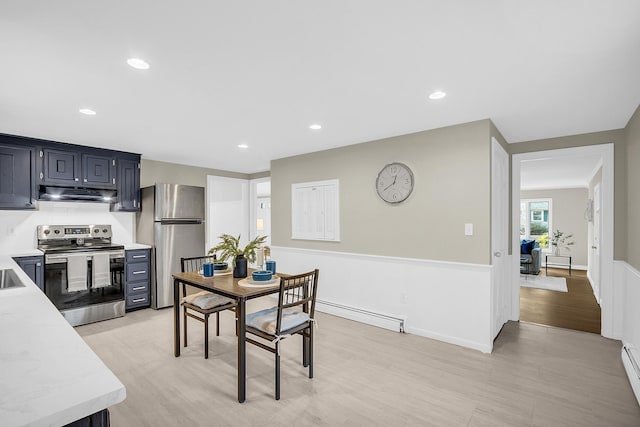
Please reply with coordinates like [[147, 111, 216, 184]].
[[291, 179, 340, 241], [520, 199, 552, 249]]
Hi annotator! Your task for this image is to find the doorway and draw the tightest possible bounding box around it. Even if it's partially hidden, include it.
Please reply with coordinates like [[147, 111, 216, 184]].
[[511, 144, 615, 337]]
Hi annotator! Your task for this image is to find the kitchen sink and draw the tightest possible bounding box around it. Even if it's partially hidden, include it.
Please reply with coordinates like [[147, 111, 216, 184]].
[[0, 269, 25, 290]]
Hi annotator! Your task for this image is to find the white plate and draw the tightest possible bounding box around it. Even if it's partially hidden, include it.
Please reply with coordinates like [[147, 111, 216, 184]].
[[238, 276, 279, 287]]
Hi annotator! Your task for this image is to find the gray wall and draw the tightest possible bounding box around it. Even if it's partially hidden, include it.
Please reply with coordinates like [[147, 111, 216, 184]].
[[140, 159, 249, 188], [626, 105, 640, 270], [271, 120, 493, 265], [508, 129, 626, 261], [521, 188, 589, 267]]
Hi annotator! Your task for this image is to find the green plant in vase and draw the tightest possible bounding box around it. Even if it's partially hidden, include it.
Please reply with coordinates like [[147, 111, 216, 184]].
[[551, 229, 574, 256], [208, 234, 267, 277]]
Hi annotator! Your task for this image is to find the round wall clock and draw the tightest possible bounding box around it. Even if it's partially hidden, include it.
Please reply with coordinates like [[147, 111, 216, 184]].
[[375, 162, 414, 204]]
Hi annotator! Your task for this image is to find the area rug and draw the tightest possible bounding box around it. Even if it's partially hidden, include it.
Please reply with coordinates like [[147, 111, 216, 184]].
[[520, 275, 568, 292]]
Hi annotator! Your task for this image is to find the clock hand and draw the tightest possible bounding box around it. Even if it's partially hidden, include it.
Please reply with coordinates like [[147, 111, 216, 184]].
[[383, 175, 397, 191]]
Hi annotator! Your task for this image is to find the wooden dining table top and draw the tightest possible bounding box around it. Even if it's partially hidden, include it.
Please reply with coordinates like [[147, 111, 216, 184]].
[[172, 270, 281, 299]]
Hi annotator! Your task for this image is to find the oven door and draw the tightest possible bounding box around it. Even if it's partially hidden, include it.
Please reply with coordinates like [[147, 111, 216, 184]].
[[44, 250, 125, 311]]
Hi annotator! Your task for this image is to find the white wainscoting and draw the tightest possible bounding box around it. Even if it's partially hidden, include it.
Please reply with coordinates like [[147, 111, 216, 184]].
[[620, 261, 640, 405], [272, 246, 494, 353]]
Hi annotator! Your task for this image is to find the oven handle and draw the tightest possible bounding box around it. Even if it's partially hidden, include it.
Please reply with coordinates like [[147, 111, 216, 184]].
[[45, 250, 125, 264]]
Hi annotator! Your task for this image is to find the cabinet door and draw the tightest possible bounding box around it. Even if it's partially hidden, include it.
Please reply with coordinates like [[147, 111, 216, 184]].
[[113, 157, 140, 211], [42, 148, 81, 185], [0, 144, 36, 209], [82, 153, 116, 188], [13, 256, 44, 291]]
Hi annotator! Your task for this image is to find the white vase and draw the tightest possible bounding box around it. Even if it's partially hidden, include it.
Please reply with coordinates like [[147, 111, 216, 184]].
[[554, 246, 560, 256]]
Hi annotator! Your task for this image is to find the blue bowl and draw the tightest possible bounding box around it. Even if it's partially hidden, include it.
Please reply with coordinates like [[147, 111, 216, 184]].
[[213, 262, 228, 271], [252, 270, 273, 281]]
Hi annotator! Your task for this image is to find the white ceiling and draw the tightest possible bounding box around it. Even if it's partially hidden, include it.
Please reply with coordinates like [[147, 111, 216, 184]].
[[2, 1, 639, 174], [520, 152, 602, 190]]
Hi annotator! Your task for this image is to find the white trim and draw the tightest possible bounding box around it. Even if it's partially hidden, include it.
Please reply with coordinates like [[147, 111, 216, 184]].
[[272, 246, 494, 353], [618, 260, 640, 405], [271, 245, 491, 272]]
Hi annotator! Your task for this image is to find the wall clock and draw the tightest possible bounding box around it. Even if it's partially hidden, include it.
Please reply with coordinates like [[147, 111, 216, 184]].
[[375, 162, 414, 204]]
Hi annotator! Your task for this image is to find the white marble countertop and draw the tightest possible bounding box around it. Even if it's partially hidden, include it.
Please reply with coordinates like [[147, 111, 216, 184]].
[[0, 249, 44, 257], [0, 256, 126, 426], [124, 243, 152, 250]]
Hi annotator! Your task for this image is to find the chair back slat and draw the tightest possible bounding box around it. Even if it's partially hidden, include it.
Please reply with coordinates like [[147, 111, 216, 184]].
[[276, 269, 319, 334], [181, 255, 216, 273]]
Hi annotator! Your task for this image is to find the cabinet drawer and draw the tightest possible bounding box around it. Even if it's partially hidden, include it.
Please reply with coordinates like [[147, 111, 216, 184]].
[[126, 249, 149, 263], [126, 292, 149, 309], [126, 281, 148, 294], [126, 262, 149, 282]]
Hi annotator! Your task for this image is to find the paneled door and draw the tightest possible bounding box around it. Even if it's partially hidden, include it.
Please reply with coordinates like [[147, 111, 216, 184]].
[[491, 137, 510, 340]]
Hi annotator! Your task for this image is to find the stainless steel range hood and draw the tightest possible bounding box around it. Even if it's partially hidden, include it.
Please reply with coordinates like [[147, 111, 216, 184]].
[[39, 186, 117, 203]]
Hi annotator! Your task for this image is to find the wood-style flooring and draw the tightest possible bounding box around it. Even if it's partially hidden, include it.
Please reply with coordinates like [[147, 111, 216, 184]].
[[76, 300, 640, 426], [520, 268, 601, 334]]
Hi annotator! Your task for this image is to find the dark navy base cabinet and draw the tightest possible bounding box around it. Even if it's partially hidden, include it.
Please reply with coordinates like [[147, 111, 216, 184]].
[[13, 256, 44, 291], [125, 249, 150, 310]]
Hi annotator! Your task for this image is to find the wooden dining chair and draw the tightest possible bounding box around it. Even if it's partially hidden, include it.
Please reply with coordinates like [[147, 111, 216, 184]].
[[245, 269, 319, 400], [180, 256, 237, 359]]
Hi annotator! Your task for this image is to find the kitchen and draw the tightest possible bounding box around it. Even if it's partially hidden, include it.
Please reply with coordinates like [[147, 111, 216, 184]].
[[0, 135, 272, 425]]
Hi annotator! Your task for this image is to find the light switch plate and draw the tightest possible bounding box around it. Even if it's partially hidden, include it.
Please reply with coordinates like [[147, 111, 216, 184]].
[[465, 223, 473, 236]]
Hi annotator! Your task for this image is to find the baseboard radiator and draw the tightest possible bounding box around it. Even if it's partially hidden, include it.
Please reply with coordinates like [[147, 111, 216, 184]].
[[622, 345, 640, 406], [316, 299, 405, 333]]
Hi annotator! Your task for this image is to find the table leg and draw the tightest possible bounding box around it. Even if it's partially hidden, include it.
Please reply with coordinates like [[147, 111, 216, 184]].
[[237, 298, 246, 403], [174, 279, 180, 357]]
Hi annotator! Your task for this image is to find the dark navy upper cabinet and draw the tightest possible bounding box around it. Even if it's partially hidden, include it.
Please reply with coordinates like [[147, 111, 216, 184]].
[[42, 148, 116, 189], [82, 153, 116, 187], [112, 157, 141, 212], [42, 148, 82, 186], [0, 133, 140, 211], [0, 143, 36, 209]]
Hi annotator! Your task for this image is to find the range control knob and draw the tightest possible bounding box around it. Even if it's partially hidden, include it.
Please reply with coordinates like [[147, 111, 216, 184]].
[[44, 229, 50, 235], [103, 228, 108, 233], [54, 229, 60, 234], [94, 229, 100, 234]]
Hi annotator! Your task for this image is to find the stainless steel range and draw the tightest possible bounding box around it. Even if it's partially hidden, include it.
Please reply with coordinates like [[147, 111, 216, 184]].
[[37, 224, 125, 326]]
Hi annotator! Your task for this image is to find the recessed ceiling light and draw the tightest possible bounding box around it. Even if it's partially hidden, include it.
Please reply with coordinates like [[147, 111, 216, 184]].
[[309, 124, 322, 130], [127, 58, 150, 70], [79, 108, 96, 115], [428, 91, 446, 100], [237, 144, 249, 149]]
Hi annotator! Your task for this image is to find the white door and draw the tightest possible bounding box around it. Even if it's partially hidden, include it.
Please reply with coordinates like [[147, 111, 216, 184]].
[[206, 176, 249, 252], [591, 183, 601, 303], [492, 138, 510, 340]]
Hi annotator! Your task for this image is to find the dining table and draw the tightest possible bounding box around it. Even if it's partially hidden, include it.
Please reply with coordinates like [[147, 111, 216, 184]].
[[172, 269, 281, 403]]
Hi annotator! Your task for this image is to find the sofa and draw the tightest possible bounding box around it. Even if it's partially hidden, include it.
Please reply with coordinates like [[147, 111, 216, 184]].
[[520, 239, 541, 274]]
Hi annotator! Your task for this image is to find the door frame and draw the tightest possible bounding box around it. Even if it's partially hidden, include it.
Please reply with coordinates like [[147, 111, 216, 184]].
[[511, 143, 617, 337]]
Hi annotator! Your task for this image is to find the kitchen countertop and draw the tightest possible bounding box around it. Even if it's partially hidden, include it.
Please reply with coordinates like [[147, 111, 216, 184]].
[[0, 256, 126, 426], [124, 243, 152, 250], [0, 249, 44, 257]]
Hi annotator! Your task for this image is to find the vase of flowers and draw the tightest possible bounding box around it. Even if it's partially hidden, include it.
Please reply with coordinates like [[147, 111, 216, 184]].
[[551, 229, 574, 256], [208, 234, 267, 278]]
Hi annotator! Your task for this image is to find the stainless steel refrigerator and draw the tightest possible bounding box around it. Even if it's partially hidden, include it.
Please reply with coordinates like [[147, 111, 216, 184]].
[[136, 183, 205, 309]]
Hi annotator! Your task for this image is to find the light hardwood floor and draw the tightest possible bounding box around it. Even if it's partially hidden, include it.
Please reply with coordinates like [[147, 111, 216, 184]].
[[520, 268, 601, 334], [76, 303, 640, 426]]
